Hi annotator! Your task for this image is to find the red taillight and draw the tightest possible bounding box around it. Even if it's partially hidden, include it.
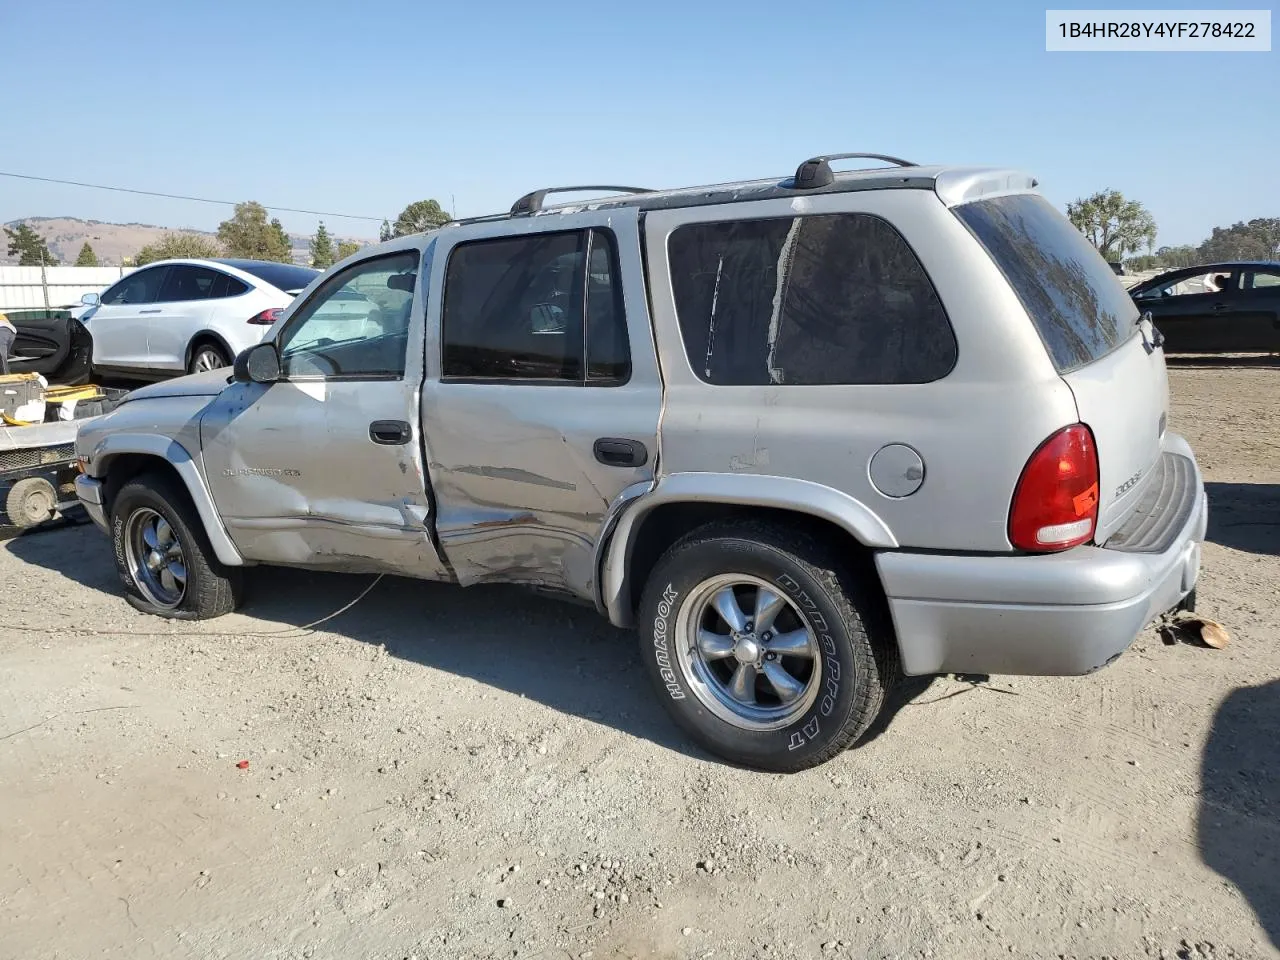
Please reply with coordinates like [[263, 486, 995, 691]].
[[1009, 424, 1099, 552], [248, 308, 282, 326]]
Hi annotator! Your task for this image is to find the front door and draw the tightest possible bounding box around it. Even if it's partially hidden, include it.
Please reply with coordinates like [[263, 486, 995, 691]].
[[419, 211, 662, 601], [200, 245, 449, 579], [1141, 269, 1233, 353], [148, 264, 219, 372], [90, 264, 170, 370]]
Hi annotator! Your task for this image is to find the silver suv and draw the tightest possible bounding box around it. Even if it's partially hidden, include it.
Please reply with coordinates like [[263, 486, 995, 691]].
[[74, 153, 1207, 772]]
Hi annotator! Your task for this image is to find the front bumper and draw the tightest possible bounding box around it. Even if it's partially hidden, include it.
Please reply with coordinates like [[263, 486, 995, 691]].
[[876, 437, 1207, 677], [74, 474, 109, 533]]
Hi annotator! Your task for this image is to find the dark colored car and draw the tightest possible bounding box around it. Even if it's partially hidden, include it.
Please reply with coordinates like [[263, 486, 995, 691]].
[[1128, 261, 1280, 354]]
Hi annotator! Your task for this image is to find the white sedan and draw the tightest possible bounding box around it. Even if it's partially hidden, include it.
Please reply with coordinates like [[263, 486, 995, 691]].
[[79, 258, 321, 378]]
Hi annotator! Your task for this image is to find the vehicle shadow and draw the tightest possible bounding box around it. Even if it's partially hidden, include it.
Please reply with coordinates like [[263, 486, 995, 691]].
[[1197, 679, 1280, 950], [1165, 354, 1280, 369], [1204, 482, 1280, 557], [4, 524, 929, 764], [3, 524, 701, 757]]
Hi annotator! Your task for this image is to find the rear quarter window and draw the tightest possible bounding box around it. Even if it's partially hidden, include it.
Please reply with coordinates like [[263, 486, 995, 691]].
[[954, 194, 1138, 373], [667, 213, 957, 385]]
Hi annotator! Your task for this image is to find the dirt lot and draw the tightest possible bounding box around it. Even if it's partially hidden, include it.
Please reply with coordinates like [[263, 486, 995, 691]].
[[2, 362, 1277, 960]]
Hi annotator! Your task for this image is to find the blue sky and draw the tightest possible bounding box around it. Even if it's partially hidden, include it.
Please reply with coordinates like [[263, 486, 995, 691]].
[[1, 0, 1275, 248]]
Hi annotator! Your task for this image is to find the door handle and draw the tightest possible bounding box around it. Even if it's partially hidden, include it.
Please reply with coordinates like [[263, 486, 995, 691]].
[[593, 437, 647, 468], [139, 309, 162, 314], [1212, 302, 1229, 311], [369, 420, 412, 445]]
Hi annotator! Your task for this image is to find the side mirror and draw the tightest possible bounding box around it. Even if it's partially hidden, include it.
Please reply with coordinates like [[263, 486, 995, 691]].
[[232, 342, 281, 384], [81, 292, 101, 307]]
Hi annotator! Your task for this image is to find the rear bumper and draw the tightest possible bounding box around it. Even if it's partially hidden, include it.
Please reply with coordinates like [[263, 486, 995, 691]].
[[876, 435, 1207, 676], [74, 473, 109, 532]]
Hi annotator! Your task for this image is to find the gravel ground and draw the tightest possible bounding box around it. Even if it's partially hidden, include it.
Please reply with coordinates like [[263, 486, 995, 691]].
[[2, 361, 1277, 960]]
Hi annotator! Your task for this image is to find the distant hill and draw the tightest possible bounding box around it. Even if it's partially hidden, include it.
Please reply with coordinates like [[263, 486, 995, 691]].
[[2, 216, 374, 266]]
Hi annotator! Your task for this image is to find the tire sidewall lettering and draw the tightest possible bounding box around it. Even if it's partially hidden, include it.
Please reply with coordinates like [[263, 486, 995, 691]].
[[651, 583, 686, 700], [111, 513, 137, 589], [775, 572, 850, 750]]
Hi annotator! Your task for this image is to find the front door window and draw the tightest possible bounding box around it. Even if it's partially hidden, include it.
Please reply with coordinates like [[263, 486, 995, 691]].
[[278, 251, 420, 379]]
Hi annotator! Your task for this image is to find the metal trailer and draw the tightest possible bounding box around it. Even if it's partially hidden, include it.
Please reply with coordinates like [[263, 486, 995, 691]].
[[0, 385, 129, 529]]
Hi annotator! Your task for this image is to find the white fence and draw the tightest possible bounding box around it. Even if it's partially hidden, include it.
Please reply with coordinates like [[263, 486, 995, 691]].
[[0, 265, 136, 312]]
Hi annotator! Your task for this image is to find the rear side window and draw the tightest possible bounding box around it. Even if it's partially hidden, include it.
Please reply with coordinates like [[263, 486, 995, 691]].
[[159, 265, 234, 302], [955, 194, 1138, 373], [211, 272, 249, 298], [667, 213, 956, 385], [442, 228, 629, 384]]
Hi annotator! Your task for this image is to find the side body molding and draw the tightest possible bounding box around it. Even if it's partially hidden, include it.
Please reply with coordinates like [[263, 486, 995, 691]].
[[598, 472, 897, 627], [91, 432, 246, 567]]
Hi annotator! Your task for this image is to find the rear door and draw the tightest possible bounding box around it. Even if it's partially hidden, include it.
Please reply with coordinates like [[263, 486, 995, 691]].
[[1236, 266, 1280, 351], [90, 265, 169, 369], [419, 208, 661, 598], [954, 193, 1166, 541], [149, 265, 219, 371]]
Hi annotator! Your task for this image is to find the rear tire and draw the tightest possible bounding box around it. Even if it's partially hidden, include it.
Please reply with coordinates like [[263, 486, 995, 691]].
[[188, 342, 230, 375], [109, 472, 242, 620], [637, 519, 897, 772]]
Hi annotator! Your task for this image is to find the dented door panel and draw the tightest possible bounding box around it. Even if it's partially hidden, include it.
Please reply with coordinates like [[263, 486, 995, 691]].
[[199, 240, 451, 580], [420, 208, 662, 601], [200, 376, 450, 579], [420, 382, 657, 593]]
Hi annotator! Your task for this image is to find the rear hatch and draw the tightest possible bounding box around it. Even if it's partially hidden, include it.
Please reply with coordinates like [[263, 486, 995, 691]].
[[953, 193, 1168, 542]]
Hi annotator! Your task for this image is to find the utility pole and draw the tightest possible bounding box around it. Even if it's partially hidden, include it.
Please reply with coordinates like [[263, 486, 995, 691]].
[[40, 247, 50, 312]]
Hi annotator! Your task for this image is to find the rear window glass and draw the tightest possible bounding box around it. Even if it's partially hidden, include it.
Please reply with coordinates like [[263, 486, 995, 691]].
[[954, 194, 1137, 373], [667, 213, 956, 385], [217, 260, 319, 293]]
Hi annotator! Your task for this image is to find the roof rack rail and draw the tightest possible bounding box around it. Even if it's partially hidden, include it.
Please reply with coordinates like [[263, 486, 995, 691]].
[[792, 153, 917, 191], [510, 185, 655, 217]]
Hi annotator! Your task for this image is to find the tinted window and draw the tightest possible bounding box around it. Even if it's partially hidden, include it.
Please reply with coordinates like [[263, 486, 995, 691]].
[[158, 265, 234, 302], [955, 194, 1137, 373], [1136, 269, 1235, 299], [1242, 268, 1280, 291], [102, 266, 168, 305], [668, 214, 955, 385], [443, 229, 629, 383], [586, 232, 630, 382], [211, 272, 249, 298], [216, 260, 319, 293], [279, 251, 418, 379]]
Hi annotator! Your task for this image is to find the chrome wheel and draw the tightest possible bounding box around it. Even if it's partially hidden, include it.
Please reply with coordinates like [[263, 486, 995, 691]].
[[675, 573, 821, 731], [124, 507, 187, 609], [191, 347, 227, 373]]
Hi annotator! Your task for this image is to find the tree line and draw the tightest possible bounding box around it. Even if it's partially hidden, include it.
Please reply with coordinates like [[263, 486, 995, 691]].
[[3, 197, 454, 270], [1066, 189, 1278, 271]]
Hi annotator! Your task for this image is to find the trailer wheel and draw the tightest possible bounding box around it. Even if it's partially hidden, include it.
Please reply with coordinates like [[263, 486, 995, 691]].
[[5, 477, 58, 529]]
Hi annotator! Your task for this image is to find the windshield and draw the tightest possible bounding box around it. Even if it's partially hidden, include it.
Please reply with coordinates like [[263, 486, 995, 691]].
[[954, 193, 1138, 373]]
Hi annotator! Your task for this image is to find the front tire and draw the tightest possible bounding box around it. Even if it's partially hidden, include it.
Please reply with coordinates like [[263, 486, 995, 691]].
[[188, 342, 230, 375], [637, 520, 896, 772], [110, 472, 242, 620]]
